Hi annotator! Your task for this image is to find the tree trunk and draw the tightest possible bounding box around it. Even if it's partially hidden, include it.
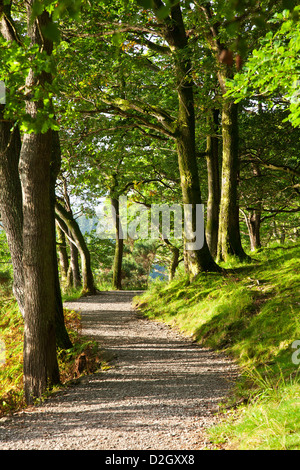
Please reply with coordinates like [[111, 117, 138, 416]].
[[56, 222, 69, 288], [68, 235, 82, 289], [0, 3, 24, 315], [217, 100, 248, 262], [156, 3, 220, 278], [20, 130, 60, 404], [177, 128, 219, 276], [0, 109, 24, 315], [162, 238, 180, 281], [249, 210, 261, 251], [248, 163, 262, 251], [20, 5, 61, 404], [55, 201, 97, 295], [206, 109, 220, 258], [169, 246, 180, 281], [111, 197, 124, 290], [0, 3, 72, 350], [51, 132, 73, 349]]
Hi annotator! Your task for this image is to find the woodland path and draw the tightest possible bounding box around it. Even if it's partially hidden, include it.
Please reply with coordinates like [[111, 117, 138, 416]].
[[0, 291, 237, 450]]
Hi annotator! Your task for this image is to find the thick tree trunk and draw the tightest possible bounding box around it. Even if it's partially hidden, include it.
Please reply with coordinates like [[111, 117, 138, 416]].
[[55, 201, 97, 295], [176, 129, 218, 276], [111, 197, 124, 290], [0, 3, 72, 350], [206, 109, 220, 258], [20, 5, 61, 404], [217, 100, 248, 262], [20, 130, 60, 404]]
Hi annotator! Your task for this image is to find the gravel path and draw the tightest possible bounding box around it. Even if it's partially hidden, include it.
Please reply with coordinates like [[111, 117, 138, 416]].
[[0, 291, 237, 450]]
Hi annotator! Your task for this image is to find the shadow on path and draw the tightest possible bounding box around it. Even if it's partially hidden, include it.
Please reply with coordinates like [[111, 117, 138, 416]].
[[0, 291, 237, 450]]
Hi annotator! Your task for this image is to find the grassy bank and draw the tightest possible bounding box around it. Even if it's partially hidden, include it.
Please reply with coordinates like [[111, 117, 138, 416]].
[[134, 243, 300, 450]]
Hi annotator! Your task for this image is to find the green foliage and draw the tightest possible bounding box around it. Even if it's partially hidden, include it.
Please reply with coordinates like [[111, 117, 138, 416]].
[[0, 292, 24, 415], [0, 231, 12, 281], [226, 7, 300, 127], [32, 0, 82, 21], [87, 232, 158, 290], [0, 37, 59, 133]]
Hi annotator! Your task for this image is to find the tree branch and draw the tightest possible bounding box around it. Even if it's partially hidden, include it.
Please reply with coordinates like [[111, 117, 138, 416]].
[[98, 93, 177, 138], [244, 153, 300, 177]]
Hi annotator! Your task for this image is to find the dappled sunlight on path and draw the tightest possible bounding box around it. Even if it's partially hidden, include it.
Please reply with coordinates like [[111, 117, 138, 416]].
[[0, 291, 237, 450]]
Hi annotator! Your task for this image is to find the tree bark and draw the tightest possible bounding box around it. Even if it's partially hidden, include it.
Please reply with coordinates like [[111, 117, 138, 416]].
[[196, 4, 248, 263], [20, 5, 60, 404], [0, 2, 72, 350], [245, 209, 261, 251], [206, 109, 220, 258], [0, 108, 24, 315], [154, 3, 220, 277], [50, 132, 73, 349], [111, 196, 124, 290], [249, 163, 262, 251], [68, 234, 82, 289], [164, 239, 180, 281], [0, 2, 24, 315], [56, 222, 69, 288], [20, 129, 60, 403], [217, 99, 248, 262], [55, 201, 97, 295]]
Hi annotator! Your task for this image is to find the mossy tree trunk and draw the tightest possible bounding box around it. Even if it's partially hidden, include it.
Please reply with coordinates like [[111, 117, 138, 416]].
[[196, 4, 248, 263], [217, 99, 248, 262], [154, 2, 220, 278]]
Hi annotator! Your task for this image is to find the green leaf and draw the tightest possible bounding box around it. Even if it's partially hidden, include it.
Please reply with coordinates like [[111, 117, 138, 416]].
[[32, 0, 44, 17], [136, 0, 154, 8], [41, 22, 61, 43], [156, 5, 171, 19], [111, 33, 124, 47]]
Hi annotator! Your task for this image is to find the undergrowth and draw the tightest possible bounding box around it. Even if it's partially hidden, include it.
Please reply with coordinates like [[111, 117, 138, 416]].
[[134, 242, 300, 450], [0, 282, 104, 417]]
